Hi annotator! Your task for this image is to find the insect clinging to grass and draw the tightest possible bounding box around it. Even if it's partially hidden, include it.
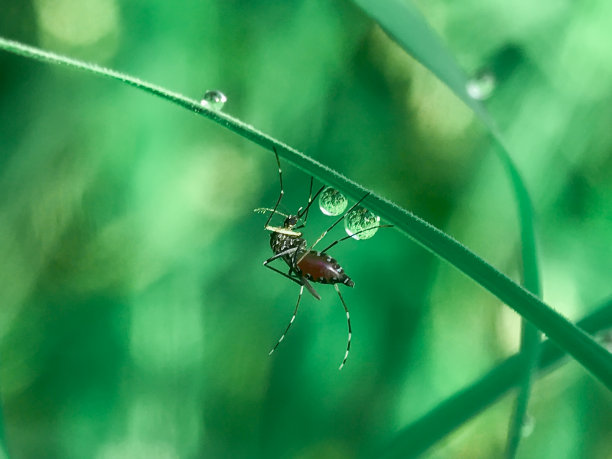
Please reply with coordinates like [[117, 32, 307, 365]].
[[255, 147, 390, 369]]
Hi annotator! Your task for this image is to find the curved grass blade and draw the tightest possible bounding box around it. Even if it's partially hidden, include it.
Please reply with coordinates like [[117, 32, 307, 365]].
[[0, 38, 610, 390], [0, 393, 6, 458], [505, 322, 541, 458], [351, 1, 542, 455], [379, 297, 612, 457]]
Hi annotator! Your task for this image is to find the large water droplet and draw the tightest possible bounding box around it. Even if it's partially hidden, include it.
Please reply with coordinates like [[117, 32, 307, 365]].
[[319, 187, 348, 216], [466, 71, 495, 100], [200, 90, 227, 110], [344, 207, 380, 240]]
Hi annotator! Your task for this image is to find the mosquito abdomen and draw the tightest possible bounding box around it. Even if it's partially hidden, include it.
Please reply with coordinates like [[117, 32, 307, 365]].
[[297, 251, 354, 287]]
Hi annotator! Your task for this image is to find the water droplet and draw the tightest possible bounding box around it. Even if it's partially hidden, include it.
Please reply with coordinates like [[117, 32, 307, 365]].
[[344, 207, 380, 240], [521, 413, 536, 438], [200, 90, 227, 110], [466, 71, 495, 100], [319, 187, 348, 216]]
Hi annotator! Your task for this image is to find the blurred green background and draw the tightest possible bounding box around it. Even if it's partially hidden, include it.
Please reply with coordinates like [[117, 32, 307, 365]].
[[1, 0, 611, 457]]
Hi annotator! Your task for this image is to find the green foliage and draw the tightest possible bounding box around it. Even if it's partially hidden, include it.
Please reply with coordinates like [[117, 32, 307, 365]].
[[0, 1, 611, 458], [384, 297, 612, 457]]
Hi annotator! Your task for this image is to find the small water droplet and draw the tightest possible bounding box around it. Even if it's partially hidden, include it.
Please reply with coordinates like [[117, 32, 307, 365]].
[[200, 90, 227, 110], [319, 187, 348, 216], [466, 71, 495, 100], [344, 207, 380, 240], [521, 413, 536, 438]]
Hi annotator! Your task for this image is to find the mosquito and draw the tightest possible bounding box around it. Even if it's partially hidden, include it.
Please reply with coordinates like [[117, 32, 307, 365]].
[[255, 147, 389, 370]]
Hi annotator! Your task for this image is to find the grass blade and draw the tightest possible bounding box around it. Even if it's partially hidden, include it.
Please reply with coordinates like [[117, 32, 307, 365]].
[[0, 37, 610, 389], [380, 298, 612, 457], [505, 323, 541, 458], [351, 1, 543, 455]]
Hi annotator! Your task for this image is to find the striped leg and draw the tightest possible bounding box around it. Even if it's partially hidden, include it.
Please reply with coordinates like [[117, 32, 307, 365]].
[[295, 177, 313, 229], [320, 224, 393, 253], [334, 284, 352, 370], [265, 146, 284, 229], [298, 192, 370, 263], [263, 247, 304, 287], [269, 285, 304, 356], [296, 179, 325, 229]]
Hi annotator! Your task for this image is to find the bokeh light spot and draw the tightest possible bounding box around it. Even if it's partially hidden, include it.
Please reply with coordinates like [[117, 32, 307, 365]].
[[34, 0, 119, 47]]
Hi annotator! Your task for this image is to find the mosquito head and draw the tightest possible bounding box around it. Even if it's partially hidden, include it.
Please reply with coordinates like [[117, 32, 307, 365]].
[[284, 215, 299, 228]]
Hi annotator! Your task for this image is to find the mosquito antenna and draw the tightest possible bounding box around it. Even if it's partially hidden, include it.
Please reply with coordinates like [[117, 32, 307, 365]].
[[254, 208, 290, 219], [269, 285, 304, 355], [265, 147, 284, 229], [320, 225, 394, 253], [334, 284, 352, 370]]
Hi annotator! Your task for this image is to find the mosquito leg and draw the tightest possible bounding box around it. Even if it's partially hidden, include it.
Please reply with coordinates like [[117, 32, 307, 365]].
[[264, 263, 304, 288], [263, 247, 321, 299], [298, 192, 371, 263], [305, 177, 314, 218], [265, 146, 284, 229], [263, 247, 303, 286], [295, 177, 313, 227], [298, 178, 325, 227], [269, 285, 304, 356], [334, 284, 352, 370], [295, 184, 326, 230], [320, 225, 394, 253], [301, 277, 321, 300]]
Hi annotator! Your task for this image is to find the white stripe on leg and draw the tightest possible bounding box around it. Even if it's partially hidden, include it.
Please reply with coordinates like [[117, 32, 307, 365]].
[[269, 285, 304, 356]]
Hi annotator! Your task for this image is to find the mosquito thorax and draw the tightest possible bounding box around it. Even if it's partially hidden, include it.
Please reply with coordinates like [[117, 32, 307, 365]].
[[270, 227, 307, 256]]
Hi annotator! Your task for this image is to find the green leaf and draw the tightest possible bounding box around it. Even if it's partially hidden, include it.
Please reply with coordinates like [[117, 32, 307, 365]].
[[351, 1, 544, 455], [0, 36, 610, 391], [380, 297, 612, 457]]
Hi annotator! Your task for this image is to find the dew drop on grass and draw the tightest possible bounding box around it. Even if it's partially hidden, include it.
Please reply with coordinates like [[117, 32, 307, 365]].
[[319, 187, 348, 216], [521, 414, 536, 438], [200, 90, 227, 110], [344, 206, 380, 240], [466, 71, 495, 100]]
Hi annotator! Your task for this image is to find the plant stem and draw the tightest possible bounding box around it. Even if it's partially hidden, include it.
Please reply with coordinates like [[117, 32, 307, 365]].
[[0, 36, 610, 388], [380, 298, 612, 458], [350, 2, 544, 454]]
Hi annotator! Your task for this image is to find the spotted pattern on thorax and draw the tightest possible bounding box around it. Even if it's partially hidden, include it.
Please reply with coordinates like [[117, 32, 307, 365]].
[[270, 231, 307, 264]]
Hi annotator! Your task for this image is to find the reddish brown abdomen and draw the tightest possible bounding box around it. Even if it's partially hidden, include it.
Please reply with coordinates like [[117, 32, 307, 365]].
[[297, 251, 354, 287]]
